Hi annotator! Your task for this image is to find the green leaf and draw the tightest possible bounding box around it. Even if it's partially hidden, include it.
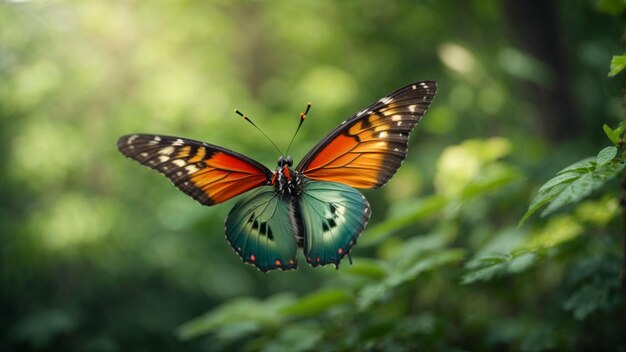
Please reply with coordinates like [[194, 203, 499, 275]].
[[616, 122, 625, 141], [280, 288, 352, 317], [602, 123, 623, 145], [461, 258, 507, 284], [387, 249, 466, 287], [562, 259, 622, 320], [537, 172, 583, 194], [358, 249, 465, 309], [177, 294, 294, 341], [461, 250, 540, 285], [360, 194, 448, 246], [602, 124, 616, 144], [596, 146, 618, 166], [389, 232, 453, 268], [563, 283, 613, 320], [519, 182, 569, 226], [460, 164, 521, 199], [340, 258, 389, 279], [259, 323, 323, 352], [521, 158, 626, 224], [541, 173, 592, 216], [608, 54, 626, 77], [542, 160, 626, 217], [556, 157, 595, 175]]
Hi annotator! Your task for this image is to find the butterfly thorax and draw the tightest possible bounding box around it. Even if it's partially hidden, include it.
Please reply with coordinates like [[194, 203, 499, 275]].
[[272, 156, 303, 197]]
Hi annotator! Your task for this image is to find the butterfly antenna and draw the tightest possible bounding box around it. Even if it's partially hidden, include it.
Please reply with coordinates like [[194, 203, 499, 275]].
[[234, 109, 283, 155], [286, 102, 311, 155]]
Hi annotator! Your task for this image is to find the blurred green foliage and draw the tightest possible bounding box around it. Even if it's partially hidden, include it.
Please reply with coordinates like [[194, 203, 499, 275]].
[[520, 126, 626, 225], [1, 0, 625, 351]]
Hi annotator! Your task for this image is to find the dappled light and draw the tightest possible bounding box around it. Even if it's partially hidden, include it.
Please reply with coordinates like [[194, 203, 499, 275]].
[[438, 43, 477, 75], [32, 193, 115, 252], [435, 137, 513, 196]]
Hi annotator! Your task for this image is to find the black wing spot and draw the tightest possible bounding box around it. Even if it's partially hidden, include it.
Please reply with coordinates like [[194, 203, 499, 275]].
[[248, 214, 274, 240], [343, 130, 361, 142], [187, 144, 198, 159], [361, 116, 373, 130], [205, 149, 216, 159], [322, 204, 339, 233], [267, 225, 274, 240], [322, 218, 337, 233]]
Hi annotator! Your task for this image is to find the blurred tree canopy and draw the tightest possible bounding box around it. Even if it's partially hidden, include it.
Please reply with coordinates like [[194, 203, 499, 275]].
[[1, 0, 626, 351]]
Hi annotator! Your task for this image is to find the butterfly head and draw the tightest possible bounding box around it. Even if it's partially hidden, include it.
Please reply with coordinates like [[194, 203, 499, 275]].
[[277, 155, 293, 167]]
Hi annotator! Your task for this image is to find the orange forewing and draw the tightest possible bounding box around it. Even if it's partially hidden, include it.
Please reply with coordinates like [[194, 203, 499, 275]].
[[117, 134, 272, 205], [297, 81, 437, 189], [188, 152, 270, 204], [302, 134, 389, 188]]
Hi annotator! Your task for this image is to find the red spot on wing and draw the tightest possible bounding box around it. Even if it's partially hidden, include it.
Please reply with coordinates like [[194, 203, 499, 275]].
[[250, 254, 256, 262]]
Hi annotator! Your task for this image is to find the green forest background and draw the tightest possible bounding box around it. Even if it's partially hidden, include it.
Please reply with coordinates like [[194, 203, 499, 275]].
[[2, 0, 626, 351]]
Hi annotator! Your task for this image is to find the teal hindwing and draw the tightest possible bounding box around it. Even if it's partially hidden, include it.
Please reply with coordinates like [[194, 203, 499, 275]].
[[225, 186, 299, 272], [298, 180, 371, 267]]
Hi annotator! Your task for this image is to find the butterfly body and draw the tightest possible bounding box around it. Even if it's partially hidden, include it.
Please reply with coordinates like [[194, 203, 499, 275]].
[[118, 81, 437, 272], [271, 156, 303, 197]]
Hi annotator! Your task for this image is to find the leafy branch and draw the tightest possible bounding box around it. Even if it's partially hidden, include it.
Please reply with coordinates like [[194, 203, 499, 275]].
[[521, 42, 626, 293], [519, 124, 626, 226]]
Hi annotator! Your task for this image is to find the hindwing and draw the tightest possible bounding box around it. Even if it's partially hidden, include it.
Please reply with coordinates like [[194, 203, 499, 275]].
[[298, 180, 371, 267], [225, 186, 299, 272]]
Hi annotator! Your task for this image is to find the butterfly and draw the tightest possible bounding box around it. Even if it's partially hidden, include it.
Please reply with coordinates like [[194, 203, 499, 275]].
[[117, 81, 437, 272]]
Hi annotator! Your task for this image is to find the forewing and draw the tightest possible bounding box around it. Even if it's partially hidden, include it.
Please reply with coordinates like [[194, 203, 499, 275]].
[[299, 180, 371, 267], [118, 134, 273, 205], [297, 81, 437, 189], [225, 186, 299, 272]]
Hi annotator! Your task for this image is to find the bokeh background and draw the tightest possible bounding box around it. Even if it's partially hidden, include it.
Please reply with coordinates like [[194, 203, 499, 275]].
[[2, 0, 626, 351]]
